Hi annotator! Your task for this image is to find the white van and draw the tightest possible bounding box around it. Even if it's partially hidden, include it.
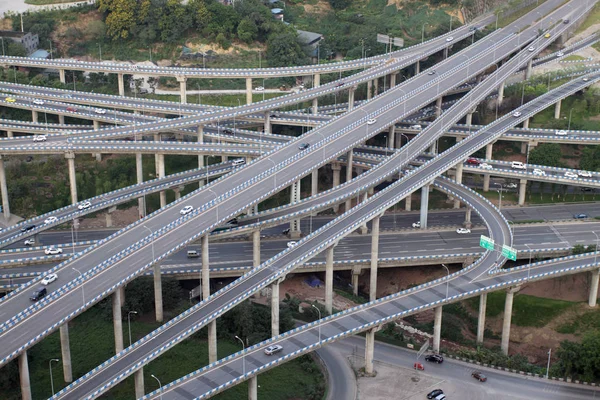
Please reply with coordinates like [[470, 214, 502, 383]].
[[232, 158, 245, 166], [187, 250, 199, 258], [409, 124, 422, 130], [511, 161, 526, 170]]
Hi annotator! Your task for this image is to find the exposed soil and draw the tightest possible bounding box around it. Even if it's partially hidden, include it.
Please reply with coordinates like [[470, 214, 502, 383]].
[[78, 205, 140, 229], [302, 0, 332, 14]]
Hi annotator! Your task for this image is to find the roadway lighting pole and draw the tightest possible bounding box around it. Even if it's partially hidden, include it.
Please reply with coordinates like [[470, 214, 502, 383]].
[[421, 24, 425, 43], [546, 349, 552, 379], [312, 304, 322, 342], [98, 44, 102, 61], [71, 220, 77, 255], [73, 72, 76, 91], [151, 374, 163, 400], [128, 310, 138, 346], [593, 231, 599, 266], [525, 243, 533, 279], [235, 335, 245, 375], [441, 264, 449, 301], [567, 108, 574, 132], [449, 15, 452, 32], [72, 267, 84, 306], [49, 358, 59, 395], [142, 226, 155, 263], [494, 183, 503, 210], [1, 37, 4, 56]]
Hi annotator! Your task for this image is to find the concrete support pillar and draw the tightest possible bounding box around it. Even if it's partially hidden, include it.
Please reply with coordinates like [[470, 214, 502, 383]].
[[477, 293, 487, 344], [134, 369, 145, 398], [466, 112, 473, 126], [112, 289, 124, 353], [264, 112, 271, 134], [373, 78, 378, 96], [525, 59, 533, 80], [518, 178, 527, 206], [388, 125, 395, 149], [58, 324, 73, 382], [351, 266, 361, 296], [153, 262, 163, 322], [325, 246, 334, 314], [405, 192, 412, 211], [177, 76, 187, 104], [420, 185, 430, 228], [289, 181, 301, 238], [271, 279, 281, 336], [483, 174, 490, 192], [312, 73, 320, 114], [6, 130, 13, 138], [332, 162, 341, 213], [348, 87, 356, 111], [435, 97, 443, 118], [208, 320, 217, 363], [31, 110, 38, 123], [252, 230, 260, 267], [443, 46, 449, 59], [66, 152, 77, 204], [93, 120, 100, 130], [117, 73, 125, 96], [453, 163, 463, 209], [344, 150, 354, 211], [311, 170, 318, 196], [248, 376, 258, 400], [367, 80, 372, 100], [0, 155, 10, 219], [59, 69, 66, 84], [523, 118, 529, 129], [520, 141, 527, 154], [390, 73, 396, 88], [174, 187, 182, 200], [589, 269, 599, 307], [464, 207, 472, 228], [198, 126, 205, 187], [156, 154, 166, 208], [415, 60, 420, 74], [501, 288, 518, 355], [554, 99, 561, 119], [433, 306, 442, 353], [201, 235, 217, 363], [58, 114, 65, 124], [364, 328, 376, 375], [498, 81, 505, 106], [136, 153, 145, 219], [245, 77, 253, 105], [369, 216, 380, 302], [19, 351, 31, 400]]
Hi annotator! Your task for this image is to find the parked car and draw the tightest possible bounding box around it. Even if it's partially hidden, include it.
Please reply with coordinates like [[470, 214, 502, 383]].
[[264, 344, 283, 355], [472, 371, 487, 382], [413, 362, 425, 370], [180, 205, 194, 215], [33, 135, 47, 142], [427, 389, 444, 399], [456, 228, 471, 234], [532, 168, 546, 176], [41, 273, 58, 285], [425, 354, 444, 363], [466, 157, 480, 166], [564, 171, 578, 179], [44, 216, 58, 224], [45, 247, 63, 255], [78, 201, 92, 210], [511, 161, 526, 170], [30, 287, 47, 301], [578, 170, 592, 178]]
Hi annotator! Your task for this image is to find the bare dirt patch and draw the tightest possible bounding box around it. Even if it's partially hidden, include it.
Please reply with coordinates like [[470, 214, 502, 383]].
[[78, 206, 140, 230], [302, 0, 332, 14], [52, 10, 103, 56], [519, 272, 592, 302]]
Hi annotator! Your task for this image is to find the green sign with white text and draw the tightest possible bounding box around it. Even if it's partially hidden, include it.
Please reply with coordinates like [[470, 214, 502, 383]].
[[502, 245, 517, 261], [480, 235, 494, 251]]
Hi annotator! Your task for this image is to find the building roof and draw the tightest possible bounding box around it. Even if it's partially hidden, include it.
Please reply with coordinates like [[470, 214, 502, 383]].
[[271, 8, 283, 14], [29, 49, 49, 59], [297, 30, 323, 46], [0, 30, 26, 38]]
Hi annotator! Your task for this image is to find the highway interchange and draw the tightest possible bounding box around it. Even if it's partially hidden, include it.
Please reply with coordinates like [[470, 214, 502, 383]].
[[0, 0, 599, 398]]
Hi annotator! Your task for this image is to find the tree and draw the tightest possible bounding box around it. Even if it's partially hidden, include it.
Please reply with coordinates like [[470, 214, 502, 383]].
[[528, 143, 563, 168], [266, 29, 307, 67], [6, 42, 27, 57], [237, 18, 258, 44], [554, 331, 600, 381], [580, 145, 600, 172], [98, 0, 139, 39]]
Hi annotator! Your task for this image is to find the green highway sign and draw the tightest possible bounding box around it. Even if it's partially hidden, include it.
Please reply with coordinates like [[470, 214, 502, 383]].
[[502, 245, 518, 261], [479, 235, 494, 251]]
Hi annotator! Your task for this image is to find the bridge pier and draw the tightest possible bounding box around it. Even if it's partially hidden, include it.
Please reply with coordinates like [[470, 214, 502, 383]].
[[201, 234, 218, 363], [325, 246, 334, 314], [419, 184, 430, 229], [348, 86, 356, 111], [198, 126, 205, 187], [134, 368, 145, 398], [93, 120, 100, 130], [177, 76, 187, 104], [252, 230, 261, 267], [246, 77, 253, 105], [477, 292, 487, 344], [0, 156, 10, 219], [373, 78, 378, 96], [435, 97, 443, 118], [289, 181, 301, 238], [387, 125, 395, 148], [32, 110, 38, 123], [351, 265, 361, 296], [156, 153, 166, 208], [332, 162, 341, 213], [271, 276, 285, 336], [364, 325, 382, 375], [369, 216, 380, 302], [433, 305, 442, 353], [58, 114, 65, 124], [264, 112, 271, 134], [415, 60, 420, 75], [66, 152, 78, 204], [501, 286, 520, 355], [136, 153, 145, 218], [454, 163, 463, 209], [312, 73, 320, 114], [390, 72, 397, 88], [498, 81, 505, 106], [113, 289, 124, 353], [464, 207, 472, 229], [405, 192, 412, 211], [367, 80, 372, 100], [59, 323, 73, 382], [465, 112, 473, 126], [554, 99, 561, 119], [248, 376, 258, 400], [59, 69, 66, 84], [19, 351, 32, 400], [589, 269, 599, 307], [6, 130, 13, 138], [522, 118, 529, 129], [344, 150, 354, 211], [311, 169, 318, 196], [525, 59, 533, 80], [117, 73, 125, 96], [518, 178, 527, 206]]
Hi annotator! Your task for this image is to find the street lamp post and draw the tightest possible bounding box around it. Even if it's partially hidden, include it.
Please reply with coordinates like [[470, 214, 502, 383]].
[[128, 310, 138, 346], [151, 374, 163, 399], [593, 231, 599, 266], [72, 267, 84, 307], [312, 304, 322, 342], [49, 358, 60, 395], [525, 243, 533, 279], [546, 349, 552, 379], [441, 264, 450, 301], [494, 183, 503, 210], [235, 335, 246, 375]]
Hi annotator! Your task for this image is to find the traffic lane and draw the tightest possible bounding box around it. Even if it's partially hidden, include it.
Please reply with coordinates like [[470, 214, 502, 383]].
[[315, 342, 356, 400]]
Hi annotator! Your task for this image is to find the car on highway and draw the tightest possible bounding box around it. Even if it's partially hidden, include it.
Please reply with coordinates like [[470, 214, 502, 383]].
[[78, 200, 92, 210], [33, 99, 44, 105], [264, 344, 283, 355], [45, 247, 63, 255], [581, 187, 594, 192], [66, 106, 77, 112], [427, 389, 444, 399], [409, 124, 422, 130], [466, 157, 480, 166], [41, 273, 58, 285], [427, 70, 436, 75], [232, 158, 245, 166], [44, 216, 58, 224], [413, 362, 424, 370], [21, 224, 36, 233], [557, 51, 564, 57], [24, 239, 35, 246], [30, 287, 47, 301], [425, 354, 444, 363], [528, 46, 535, 52], [412, 221, 420, 228], [269, 113, 278, 118], [555, 130, 568, 136], [286, 241, 297, 248], [5, 96, 16, 103], [512, 111, 522, 117], [298, 143, 310, 150], [532, 168, 546, 176], [180, 205, 194, 215], [544, 33, 551, 38], [564, 171, 577, 179], [255, 86, 264, 91], [511, 161, 526, 170], [336, 82, 344, 87], [222, 129, 233, 135], [472, 371, 487, 382], [583, 77, 590, 82], [367, 119, 377, 125], [33, 135, 47, 142], [94, 108, 106, 114], [434, 395, 446, 400], [445, 36, 454, 42], [503, 182, 518, 189], [574, 213, 589, 219], [456, 228, 471, 234], [479, 163, 492, 170], [578, 170, 592, 178]]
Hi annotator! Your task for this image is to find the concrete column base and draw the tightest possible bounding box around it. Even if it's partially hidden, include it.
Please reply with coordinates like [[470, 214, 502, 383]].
[[134, 368, 145, 398], [477, 293, 487, 344], [208, 320, 217, 363], [589, 269, 599, 307], [433, 306, 442, 352], [60, 323, 73, 382], [325, 246, 334, 315], [19, 351, 32, 400], [153, 263, 163, 322], [248, 376, 258, 400], [112, 290, 124, 353]]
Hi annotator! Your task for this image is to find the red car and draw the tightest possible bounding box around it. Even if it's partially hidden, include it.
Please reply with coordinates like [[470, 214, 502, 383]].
[[66, 106, 77, 112], [466, 157, 481, 166], [472, 371, 487, 382], [413, 362, 424, 371]]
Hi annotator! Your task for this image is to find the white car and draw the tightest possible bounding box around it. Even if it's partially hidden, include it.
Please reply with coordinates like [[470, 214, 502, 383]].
[[409, 125, 422, 130], [456, 228, 471, 234], [255, 86, 264, 91], [94, 108, 106, 114], [555, 130, 568, 136], [367, 119, 377, 125], [44, 247, 63, 255], [41, 273, 58, 285], [512, 111, 522, 117], [480, 163, 492, 170], [578, 170, 592, 178], [180, 205, 194, 215], [511, 161, 526, 170], [412, 221, 421, 228], [44, 216, 58, 224], [557, 51, 564, 57], [583, 77, 590, 82], [33, 99, 44, 105], [532, 168, 546, 176], [504, 182, 518, 189], [528, 46, 535, 52], [287, 241, 297, 248], [33, 135, 47, 142], [264, 344, 283, 355], [564, 171, 578, 179], [78, 201, 92, 210], [446, 36, 454, 42], [24, 239, 35, 246]]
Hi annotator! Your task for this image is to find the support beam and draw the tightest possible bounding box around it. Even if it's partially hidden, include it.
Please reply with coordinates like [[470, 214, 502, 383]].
[[198, 126, 205, 184], [589, 269, 599, 307], [453, 163, 463, 209], [112, 289, 124, 353], [134, 368, 145, 398], [264, 112, 271, 134], [388, 125, 395, 149], [518, 179, 527, 206], [351, 266, 361, 296], [0, 155, 10, 219], [245, 77, 253, 105], [208, 320, 217, 364], [501, 287, 519, 355], [202, 234, 217, 363], [156, 154, 166, 208], [373, 78, 378, 96], [312, 73, 320, 114], [248, 376, 258, 400], [477, 293, 487, 344], [177, 76, 187, 104], [252, 230, 260, 267], [415, 60, 420, 74], [369, 216, 380, 302], [364, 328, 376, 375], [153, 263, 163, 322], [322, 246, 334, 314], [405, 192, 412, 211], [58, 114, 65, 124], [522, 118, 529, 129], [93, 120, 100, 130], [271, 279, 281, 336], [59, 69, 66, 84], [420, 185, 430, 228], [136, 153, 145, 219], [344, 150, 353, 211], [19, 351, 31, 400], [390, 73, 396, 88], [465, 112, 473, 126], [554, 99, 561, 119], [117, 73, 125, 96], [31, 110, 38, 123], [433, 306, 442, 352], [66, 152, 77, 204], [289, 181, 301, 238], [331, 163, 341, 213], [367, 80, 372, 100], [525, 59, 533, 80], [435, 97, 443, 118], [59, 323, 73, 382], [6, 130, 13, 138], [348, 86, 356, 111], [498, 81, 505, 106], [311, 170, 318, 196], [464, 207, 472, 228]]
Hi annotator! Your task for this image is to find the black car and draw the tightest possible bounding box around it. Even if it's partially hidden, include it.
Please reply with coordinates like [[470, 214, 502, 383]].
[[30, 287, 47, 301], [222, 129, 233, 135], [298, 143, 310, 150], [425, 354, 444, 363], [21, 224, 36, 233], [427, 389, 444, 399], [574, 213, 589, 219], [269, 113, 278, 118]]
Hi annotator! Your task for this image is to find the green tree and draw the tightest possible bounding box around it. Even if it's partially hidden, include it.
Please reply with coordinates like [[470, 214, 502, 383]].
[[266, 29, 307, 67], [6, 42, 27, 57], [580, 145, 600, 172], [237, 18, 258, 43], [554, 331, 600, 381], [528, 143, 563, 168], [98, 0, 139, 39]]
